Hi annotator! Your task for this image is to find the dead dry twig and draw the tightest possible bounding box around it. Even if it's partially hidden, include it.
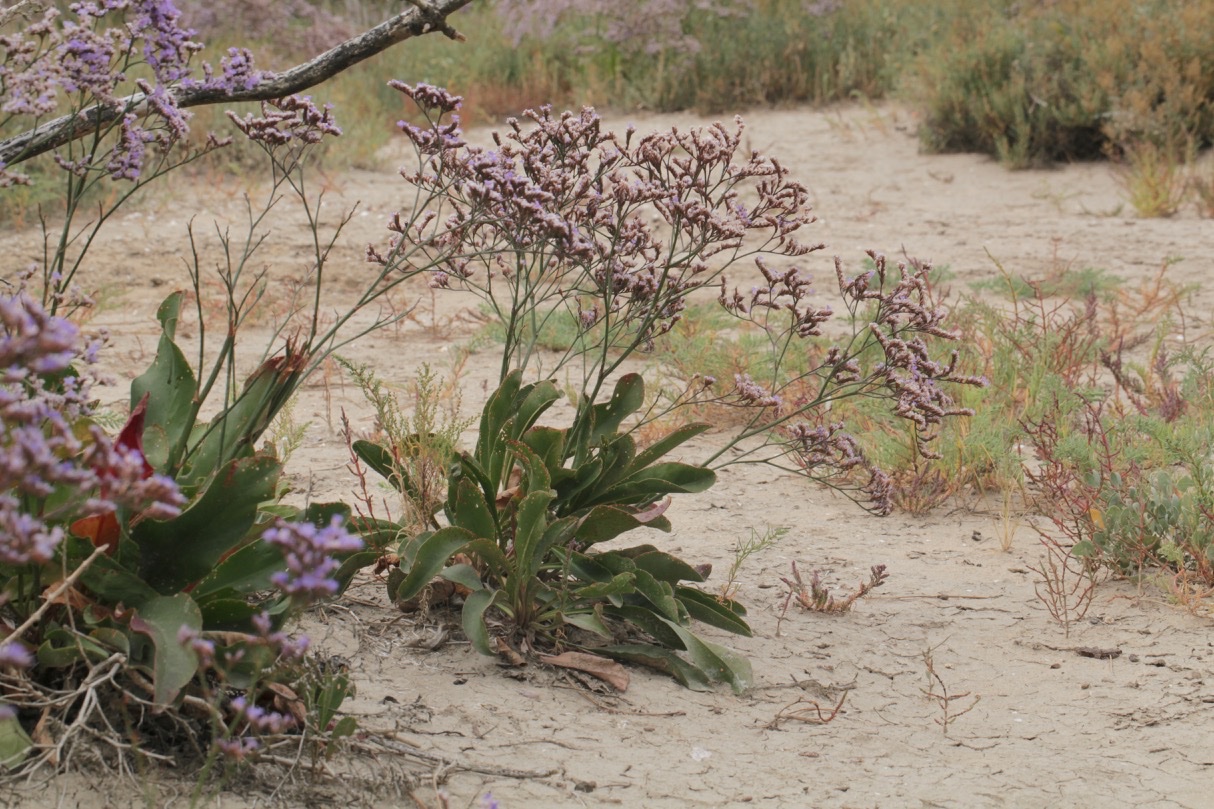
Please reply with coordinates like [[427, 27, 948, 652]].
[[765, 691, 848, 729]]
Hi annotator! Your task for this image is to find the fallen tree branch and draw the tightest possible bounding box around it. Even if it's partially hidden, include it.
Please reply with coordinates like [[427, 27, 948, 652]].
[[0, 0, 472, 167]]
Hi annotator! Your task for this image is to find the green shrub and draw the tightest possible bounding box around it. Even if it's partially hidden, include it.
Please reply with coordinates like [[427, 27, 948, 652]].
[[913, 0, 1214, 167]]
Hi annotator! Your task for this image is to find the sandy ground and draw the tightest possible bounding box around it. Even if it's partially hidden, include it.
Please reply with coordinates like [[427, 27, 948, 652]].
[[4, 102, 1214, 808]]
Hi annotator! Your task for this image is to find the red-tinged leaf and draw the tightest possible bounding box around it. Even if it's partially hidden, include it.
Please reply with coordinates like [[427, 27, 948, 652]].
[[116, 392, 154, 479], [69, 511, 121, 554], [540, 651, 630, 691], [633, 496, 672, 524]]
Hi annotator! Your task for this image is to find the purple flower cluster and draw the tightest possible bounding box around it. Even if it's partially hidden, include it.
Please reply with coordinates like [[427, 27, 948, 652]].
[[187, 47, 263, 93], [1, 290, 183, 567], [0, 642, 33, 670], [783, 420, 893, 514], [55, 19, 121, 98], [262, 516, 362, 603], [82, 434, 183, 518], [177, 625, 216, 668], [0, 160, 29, 188], [215, 736, 259, 760], [0, 291, 81, 378], [837, 252, 987, 457], [104, 114, 156, 181], [389, 80, 463, 116], [226, 95, 342, 149], [228, 695, 294, 734], [719, 257, 832, 338], [131, 0, 201, 84], [251, 611, 309, 660], [787, 421, 864, 471], [380, 87, 817, 358], [1, 2, 199, 115], [0, 0, 272, 182], [733, 373, 781, 409]]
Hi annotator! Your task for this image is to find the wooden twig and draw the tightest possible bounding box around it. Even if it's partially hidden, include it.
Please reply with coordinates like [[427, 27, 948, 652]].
[[0, 0, 473, 167], [6, 545, 106, 643], [765, 691, 848, 729]]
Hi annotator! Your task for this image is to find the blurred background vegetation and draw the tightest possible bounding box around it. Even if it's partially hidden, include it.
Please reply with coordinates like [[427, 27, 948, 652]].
[[173, 0, 1214, 173], [5, 0, 1212, 216]]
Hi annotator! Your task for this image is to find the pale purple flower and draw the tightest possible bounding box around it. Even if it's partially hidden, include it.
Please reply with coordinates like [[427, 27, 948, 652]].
[[733, 373, 781, 409], [1, 292, 95, 566], [177, 625, 215, 668], [388, 80, 463, 115], [186, 47, 264, 93], [0, 162, 31, 188], [227, 95, 342, 148], [105, 114, 154, 180], [55, 22, 119, 97], [1, 290, 182, 567], [83, 433, 185, 518], [0, 499, 65, 565], [138, 80, 191, 143], [0, 0, 236, 184], [578, 305, 599, 330], [228, 695, 293, 734], [379, 90, 817, 373], [215, 736, 260, 760], [132, 0, 202, 84], [0, 642, 33, 670], [262, 516, 362, 603], [0, 292, 80, 376], [215, 46, 261, 91], [251, 611, 309, 660], [862, 467, 894, 516], [787, 422, 864, 471]]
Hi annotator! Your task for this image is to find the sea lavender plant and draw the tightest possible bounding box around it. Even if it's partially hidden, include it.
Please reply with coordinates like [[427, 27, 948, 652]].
[[0, 287, 185, 576], [0, 6, 464, 776], [0, 286, 191, 767], [0, 0, 264, 311], [707, 251, 987, 513], [351, 86, 982, 690]]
